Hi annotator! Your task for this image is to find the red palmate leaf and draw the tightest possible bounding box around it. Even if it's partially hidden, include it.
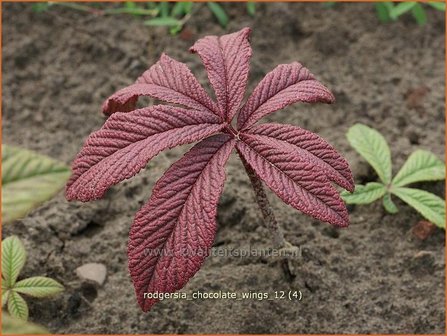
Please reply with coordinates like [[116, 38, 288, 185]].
[[128, 134, 235, 311], [246, 123, 354, 192], [67, 27, 353, 312], [237, 62, 335, 130], [237, 133, 349, 227], [66, 105, 223, 201], [102, 54, 220, 117], [190, 27, 252, 121]]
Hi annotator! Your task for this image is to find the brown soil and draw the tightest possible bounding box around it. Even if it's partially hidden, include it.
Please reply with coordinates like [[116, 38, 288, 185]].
[[2, 2, 445, 334]]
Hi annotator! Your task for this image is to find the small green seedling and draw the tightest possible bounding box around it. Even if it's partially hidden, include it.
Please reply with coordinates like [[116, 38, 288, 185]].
[[324, 1, 445, 25], [376, 1, 445, 25], [2, 145, 70, 224], [2, 236, 64, 320], [33, 2, 256, 35], [342, 124, 445, 228]]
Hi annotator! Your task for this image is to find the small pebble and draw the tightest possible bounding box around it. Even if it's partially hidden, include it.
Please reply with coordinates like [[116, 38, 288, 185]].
[[75, 263, 107, 286]]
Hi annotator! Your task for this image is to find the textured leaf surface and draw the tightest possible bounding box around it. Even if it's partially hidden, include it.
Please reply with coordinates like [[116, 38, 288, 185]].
[[7, 291, 28, 321], [2, 314, 48, 334], [128, 134, 235, 311], [2, 145, 70, 224], [103, 54, 219, 117], [383, 193, 398, 214], [190, 27, 252, 121], [237, 63, 334, 130], [237, 134, 349, 227], [392, 187, 445, 228], [2, 290, 10, 307], [341, 182, 386, 204], [247, 123, 354, 191], [347, 124, 392, 184], [14, 277, 64, 298], [392, 150, 445, 187], [66, 105, 224, 201], [2, 236, 27, 288]]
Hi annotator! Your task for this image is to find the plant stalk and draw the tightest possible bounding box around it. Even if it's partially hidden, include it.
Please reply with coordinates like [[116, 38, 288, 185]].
[[238, 153, 286, 249]]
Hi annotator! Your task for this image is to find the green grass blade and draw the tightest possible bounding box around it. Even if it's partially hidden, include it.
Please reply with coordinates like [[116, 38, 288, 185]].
[[158, 1, 170, 18], [14, 277, 64, 298], [392, 187, 445, 228], [322, 2, 336, 9], [183, 2, 193, 14], [171, 2, 185, 17], [2, 236, 27, 288], [247, 2, 256, 16], [2, 145, 70, 224], [341, 182, 386, 204], [346, 124, 392, 184], [411, 3, 427, 25], [392, 150, 445, 187], [207, 2, 229, 28], [7, 291, 29, 321]]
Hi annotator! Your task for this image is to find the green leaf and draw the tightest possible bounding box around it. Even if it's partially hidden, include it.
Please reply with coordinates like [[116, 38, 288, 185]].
[[247, 2, 256, 16], [7, 291, 29, 321], [207, 2, 229, 28], [411, 3, 427, 25], [341, 182, 386, 204], [124, 1, 137, 10], [144, 17, 182, 27], [2, 314, 48, 334], [2, 145, 70, 224], [31, 3, 51, 13], [2, 289, 10, 307], [392, 187, 445, 228], [2, 236, 27, 288], [171, 2, 185, 17], [375, 3, 392, 22], [14, 277, 64, 298], [392, 150, 445, 187], [347, 124, 392, 184], [383, 193, 398, 213], [183, 2, 193, 14], [426, 1, 446, 11], [158, 1, 170, 17], [105, 7, 158, 16], [322, 2, 336, 9], [390, 2, 417, 20]]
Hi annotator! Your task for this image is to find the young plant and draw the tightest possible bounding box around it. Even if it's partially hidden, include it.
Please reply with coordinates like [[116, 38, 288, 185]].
[[377, 1, 445, 25], [342, 124, 445, 228], [2, 236, 64, 320], [2, 145, 70, 224], [324, 1, 445, 25], [66, 27, 354, 311]]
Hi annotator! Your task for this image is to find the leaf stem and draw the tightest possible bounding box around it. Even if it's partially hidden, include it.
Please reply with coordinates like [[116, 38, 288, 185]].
[[238, 152, 286, 248]]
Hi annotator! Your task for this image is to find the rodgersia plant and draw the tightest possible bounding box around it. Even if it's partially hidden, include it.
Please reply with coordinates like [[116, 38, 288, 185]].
[[66, 27, 354, 311]]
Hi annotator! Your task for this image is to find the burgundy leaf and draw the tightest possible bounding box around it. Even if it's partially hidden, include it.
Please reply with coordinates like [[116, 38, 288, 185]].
[[190, 27, 252, 121], [128, 134, 235, 311], [102, 53, 219, 117], [237, 62, 335, 130], [66, 105, 223, 201], [246, 123, 354, 192], [237, 133, 349, 227]]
